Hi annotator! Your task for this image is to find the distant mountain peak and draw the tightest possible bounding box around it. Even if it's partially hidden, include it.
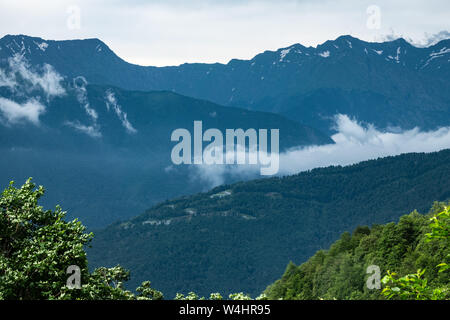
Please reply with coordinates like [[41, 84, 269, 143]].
[[1, 33, 448, 136], [334, 34, 360, 43], [0, 34, 112, 57]]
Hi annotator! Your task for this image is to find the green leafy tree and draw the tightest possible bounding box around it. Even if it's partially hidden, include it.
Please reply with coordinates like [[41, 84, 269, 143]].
[[381, 206, 449, 300], [426, 206, 450, 273], [381, 269, 445, 300], [264, 204, 449, 300], [136, 281, 164, 300], [0, 179, 161, 300], [174, 292, 264, 300]]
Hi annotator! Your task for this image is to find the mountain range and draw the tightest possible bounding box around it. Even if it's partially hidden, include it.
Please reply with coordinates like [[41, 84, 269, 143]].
[[1, 34, 449, 227], [1, 34, 449, 133], [1, 33, 449, 299]]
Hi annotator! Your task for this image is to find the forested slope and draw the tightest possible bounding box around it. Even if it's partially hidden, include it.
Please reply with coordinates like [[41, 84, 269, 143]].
[[89, 149, 450, 297], [264, 202, 449, 299]]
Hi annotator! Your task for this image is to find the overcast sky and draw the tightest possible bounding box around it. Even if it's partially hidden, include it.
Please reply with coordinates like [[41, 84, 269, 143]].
[[1, 0, 449, 66]]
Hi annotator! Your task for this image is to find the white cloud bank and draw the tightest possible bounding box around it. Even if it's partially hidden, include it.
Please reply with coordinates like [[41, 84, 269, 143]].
[[278, 115, 450, 174], [0, 54, 65, 125], [7, 54, 65, 97], [0, 97, 45, 125], [378, 30, 450, 48], [192, 114, 450, 188]]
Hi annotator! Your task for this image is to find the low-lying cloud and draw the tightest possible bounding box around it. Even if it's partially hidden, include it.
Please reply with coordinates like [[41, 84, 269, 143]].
[[64, 120, 102, 138], [0, 54, 65, 125], [0, 69, 17, 88], [278, 115, 450, 174], [379, 30, 450, 48], [73, 76, 98, 122], [192, 114, 450, 188], [0, 97, 45, 125], [5, 54, 65, 98], [105, 90, 137, 134], [67, 76, 102, 138]]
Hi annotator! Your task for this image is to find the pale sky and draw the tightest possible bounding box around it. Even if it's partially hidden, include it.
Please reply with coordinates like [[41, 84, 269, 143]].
[[0, 0, 449, 66]]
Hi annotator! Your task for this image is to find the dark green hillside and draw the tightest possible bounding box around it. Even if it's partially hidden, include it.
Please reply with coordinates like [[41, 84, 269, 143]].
[[264, 203, 449, 300], [0, 81, 329, 228], [89, 149, 450, 297]]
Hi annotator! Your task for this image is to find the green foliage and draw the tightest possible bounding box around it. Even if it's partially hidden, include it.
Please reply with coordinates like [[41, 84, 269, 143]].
[[427, 206, 450, 241], [2, 174, 449, 301], [174, 292, 204, 300], [229, 292, 252, 300], [64, 265, 136, 300], [0, 179, 162, 300], [381, 270, 446, 300], [264, 203, 450, 300], [0, 178, 90, 299], [209, 292, 223, 300], [174, 291, 261, 300], [136, 281, 164, 300], [0, 178, 267, 300], [89, 150, 450, 297], [381, 206, 450, 299]]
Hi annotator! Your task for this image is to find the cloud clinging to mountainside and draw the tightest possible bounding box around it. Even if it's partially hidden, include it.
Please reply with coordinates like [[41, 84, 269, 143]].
[[192, 114, 450, 188]]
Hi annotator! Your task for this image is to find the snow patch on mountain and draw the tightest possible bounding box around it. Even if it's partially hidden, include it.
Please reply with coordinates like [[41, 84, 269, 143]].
[[430, 47, 450, 57], [34, 41, 48, 52], [318, 51, 330, 58], [395, 47, 401, 63], [421, 47, 450, 68], [279, 48, 291, 62]]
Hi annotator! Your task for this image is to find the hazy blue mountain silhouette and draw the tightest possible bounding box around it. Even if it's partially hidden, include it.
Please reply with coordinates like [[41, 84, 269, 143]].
[[1, 34, 449, 133], [0, 78, 330, 227]]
